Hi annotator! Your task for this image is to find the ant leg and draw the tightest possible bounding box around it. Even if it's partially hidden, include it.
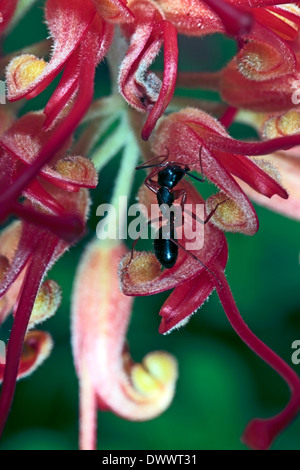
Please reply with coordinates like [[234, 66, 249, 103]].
[[173, 189, 187, 208], [123, 216, 161, 270], [168, 236, 222, 287], [186, 172, 205, 183], [199, 145, 204, 177], [144, 171, 161, 195], [172, 189, 187, 228], [184, 198, 229, 226], [183, 147, 206, 183], [172, 188, 229, 227]]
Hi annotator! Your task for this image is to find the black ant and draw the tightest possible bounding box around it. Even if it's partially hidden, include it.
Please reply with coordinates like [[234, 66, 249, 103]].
[[126, 148, 226, 279]]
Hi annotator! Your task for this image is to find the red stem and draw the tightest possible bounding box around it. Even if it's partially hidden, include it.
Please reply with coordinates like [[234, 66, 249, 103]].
[[186, 122, 300, 156], [219, 106, 238, 128], [79, 360, 98, 451], [43, 48, 80, 130], [12, 203, 84, 243], [0, 233, 57, 437], [214, 267, 300, 450]]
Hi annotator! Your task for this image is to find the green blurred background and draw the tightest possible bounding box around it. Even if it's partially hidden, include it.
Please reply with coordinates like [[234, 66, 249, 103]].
[[0, 0, 300, 450]]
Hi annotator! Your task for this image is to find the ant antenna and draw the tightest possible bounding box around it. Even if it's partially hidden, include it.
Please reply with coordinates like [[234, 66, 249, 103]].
[[169, 237, 222, 288], [186, 172, 205, 183], [135, 148, 170, 171]]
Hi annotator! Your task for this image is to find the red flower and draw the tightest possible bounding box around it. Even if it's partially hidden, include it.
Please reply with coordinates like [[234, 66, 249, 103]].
[[0, 110, 97, 239], [119, 0, 178, 140], [0, 223, 60, 385], [0, 105, 94, 436], [231, 108, 300, 220], [1, 0, 112, 224], [72, 240, 177, 450], [120, 174, 300, 449], [152, 108, 288, 235], [174, 1, 300, 113]]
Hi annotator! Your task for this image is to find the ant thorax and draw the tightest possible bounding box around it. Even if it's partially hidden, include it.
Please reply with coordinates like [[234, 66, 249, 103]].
[[157, 165, 188, 189], [157, 186, 175, 206]]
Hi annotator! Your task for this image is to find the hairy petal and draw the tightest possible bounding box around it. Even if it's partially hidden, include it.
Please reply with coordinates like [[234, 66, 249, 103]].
[[119, 1, 178, 140], [236, 23, 296, 82], [141, 20, 178, 140], [236, 150, 300, 220], [158, 240, 228, 334], [92, 0, 134, 22], [119, 12, 162, 112], [43, 18, 114, 130], [6, 0, 96, 101], [151, 109, 262, 234], [155, 0, 223, 36], [0, 331, 53, 383], [72, 240, 177, 450]]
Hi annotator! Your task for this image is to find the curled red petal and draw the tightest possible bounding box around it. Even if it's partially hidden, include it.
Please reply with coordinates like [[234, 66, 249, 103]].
[[159, 239, 228, 334], [141, 21, 178, 140], [120, 1, 177, 138], [0, 331, 53, 383], [119, 16, 161, 112], [214, 150, 288, 199], [0, 27, 98, 219], [43, 18, 114, 130], [43, 49, 81, 130], [73, 240, 177, 451], [6, 0, 96, 101], [152, 109, 260, 234]]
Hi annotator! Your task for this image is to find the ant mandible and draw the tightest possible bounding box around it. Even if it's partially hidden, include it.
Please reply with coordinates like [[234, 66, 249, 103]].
[[127, 148, 226, 280]]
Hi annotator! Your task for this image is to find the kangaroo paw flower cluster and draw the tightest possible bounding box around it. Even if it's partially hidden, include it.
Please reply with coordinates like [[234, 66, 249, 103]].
[[0, 0, 300, 451]]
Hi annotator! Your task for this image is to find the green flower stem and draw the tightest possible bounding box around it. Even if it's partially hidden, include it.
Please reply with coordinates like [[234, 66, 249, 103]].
[[91, 113, 131, 171], [96, 117, 140, 245], [8, 0, 40, 32]]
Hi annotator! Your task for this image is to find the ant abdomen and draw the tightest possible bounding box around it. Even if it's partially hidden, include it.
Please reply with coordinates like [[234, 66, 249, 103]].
[[154, 226, 178, 269]]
